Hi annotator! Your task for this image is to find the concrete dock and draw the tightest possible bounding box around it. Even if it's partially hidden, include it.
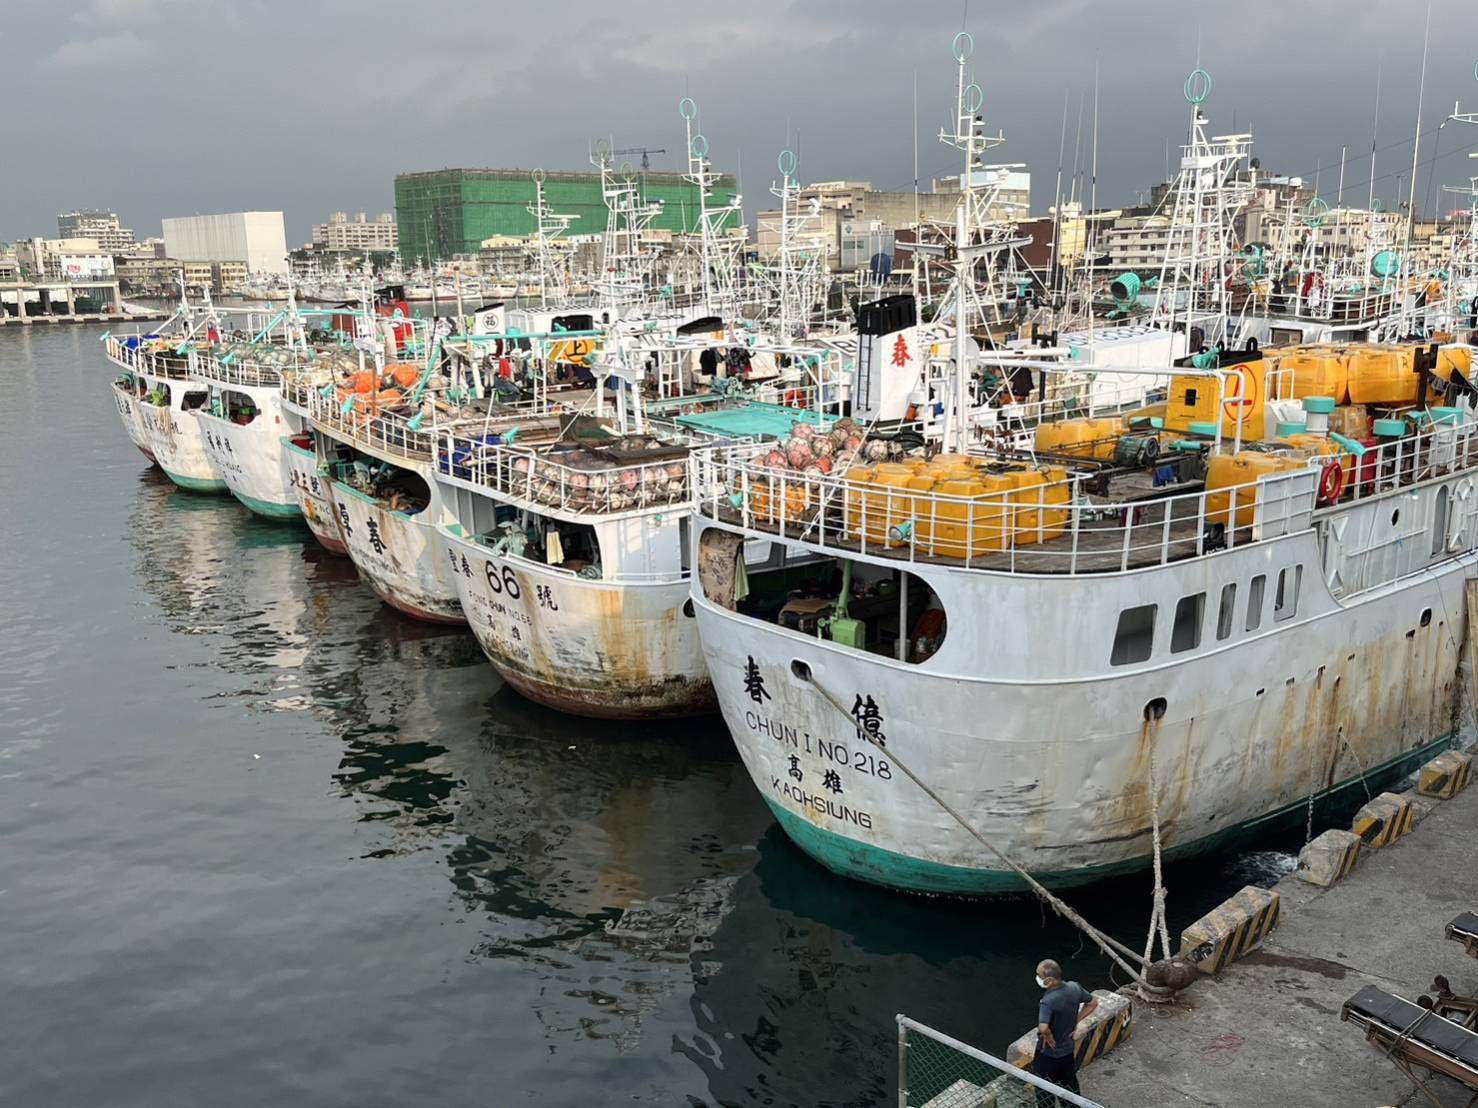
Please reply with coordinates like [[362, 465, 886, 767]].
[[1089, 782, 1478, 1107]]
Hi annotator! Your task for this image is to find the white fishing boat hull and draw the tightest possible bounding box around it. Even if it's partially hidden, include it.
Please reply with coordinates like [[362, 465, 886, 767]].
[[110, 379, 155, 463], [329, 477, 464, 624], [438, 526, 714, 718], [136, 384, 227, 492], [692, 498, 1474, 894], [282, 435, 348, 554], [195, 388, 301, 520]]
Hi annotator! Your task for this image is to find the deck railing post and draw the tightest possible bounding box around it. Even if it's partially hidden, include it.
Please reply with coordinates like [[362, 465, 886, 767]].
[[1161, 495, 1173, 565], [896, 1020, 909, 1108], [1120, 503, 1133, 571]]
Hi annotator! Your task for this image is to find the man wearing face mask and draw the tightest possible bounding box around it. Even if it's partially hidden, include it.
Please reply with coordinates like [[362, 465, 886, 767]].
[[1030, 959, 1097, 1103]]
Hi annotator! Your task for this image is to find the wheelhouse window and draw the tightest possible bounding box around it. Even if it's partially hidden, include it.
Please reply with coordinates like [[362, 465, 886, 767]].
[[1246, 575, 1266, 632], [1171, 593, 1205, 654], [1216, 583, 1237, 641], [1111, 605, 1157, 666], [1433, 486, 1450, 557], [1274, 566, 1302, 623]]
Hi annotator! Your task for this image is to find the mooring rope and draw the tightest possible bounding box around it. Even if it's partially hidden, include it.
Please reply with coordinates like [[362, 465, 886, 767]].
[[800, 671, 1153, 987], [1140, 733, 1174, 972]]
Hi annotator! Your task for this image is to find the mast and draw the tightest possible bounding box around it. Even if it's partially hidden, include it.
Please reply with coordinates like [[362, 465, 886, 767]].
[[526, 168, 576, 310], [934, 31, 1020, 453], [680, 97, 744, 317], [590, 139, 664, 316], [1150, 69, 1254, 350]]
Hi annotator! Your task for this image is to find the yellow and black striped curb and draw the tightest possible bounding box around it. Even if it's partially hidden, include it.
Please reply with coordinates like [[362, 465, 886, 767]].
[[1179, 885, 1281, 975], [1418, 750, 1473, 800], [1352, 791, 1416, 848], [1296, 828, 1363, 887], [1005, 990, 1133, 1070]]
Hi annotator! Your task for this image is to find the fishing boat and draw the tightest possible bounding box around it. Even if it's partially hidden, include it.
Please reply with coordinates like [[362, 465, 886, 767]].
[[280, 321, 475, 623], [109, 359, 155, 463], [691, 329, 1478, 894], [105, 333, 226, 492], [685, 52, 1478, 894], [281, 426, 350, 554], [192, 340, 311, 521]]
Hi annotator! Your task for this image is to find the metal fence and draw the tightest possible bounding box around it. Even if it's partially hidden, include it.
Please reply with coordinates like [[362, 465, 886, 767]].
[[896, 1017, 1102, 1108]]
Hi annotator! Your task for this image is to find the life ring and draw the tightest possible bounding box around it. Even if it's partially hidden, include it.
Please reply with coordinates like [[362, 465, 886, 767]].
[[1448, 477, 1476, 552], [783, 389, 805, 408], [1223, 368, 1258, 426], [1316, 460, 1345, 506]]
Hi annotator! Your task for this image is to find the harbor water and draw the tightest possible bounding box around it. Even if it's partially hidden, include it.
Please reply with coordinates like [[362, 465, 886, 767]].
[[2, 324, 1308, 1106]]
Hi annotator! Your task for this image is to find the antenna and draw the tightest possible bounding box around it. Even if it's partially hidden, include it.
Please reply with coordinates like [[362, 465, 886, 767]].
[[526, 168, 577, 310], [679, 97, 744, 316]]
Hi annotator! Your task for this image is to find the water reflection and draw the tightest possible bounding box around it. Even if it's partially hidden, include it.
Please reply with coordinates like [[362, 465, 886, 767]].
[[122, 449, 1304, 1106]]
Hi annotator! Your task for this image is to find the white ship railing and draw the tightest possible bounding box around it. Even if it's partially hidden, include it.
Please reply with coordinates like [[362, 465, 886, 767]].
[[283, 375, 442, 461], [691, 441, 1318, 575], [190, 350, 310, 389], [438, 434, 694, 517], [105, 336, 193, 380]]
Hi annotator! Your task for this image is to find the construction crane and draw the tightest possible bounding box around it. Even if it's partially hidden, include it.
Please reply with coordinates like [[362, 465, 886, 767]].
[[612, 147, 666, 172]]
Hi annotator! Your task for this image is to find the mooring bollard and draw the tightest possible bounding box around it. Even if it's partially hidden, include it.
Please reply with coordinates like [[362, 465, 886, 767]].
[[1417, 750, 1473, 800], [1004, 989, 1133, 1071], [1351, 792, 1415, 848], [1179, 886, 1281, 975], [1296, 828, 1363, 887]]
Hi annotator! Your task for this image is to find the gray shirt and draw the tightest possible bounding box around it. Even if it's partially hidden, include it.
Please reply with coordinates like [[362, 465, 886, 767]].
[[1037, 981, 1091, 1059]]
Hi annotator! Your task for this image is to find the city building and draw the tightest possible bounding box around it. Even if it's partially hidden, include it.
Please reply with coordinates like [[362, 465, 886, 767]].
[[394, 168, 739, 264], [311, 212, 398, 254], [754, 175, 1030, 269], [161, 211, 289, 275], [13, 237, 116, 281], [113, 255, 180, 295], [56, 209, 136, 253]]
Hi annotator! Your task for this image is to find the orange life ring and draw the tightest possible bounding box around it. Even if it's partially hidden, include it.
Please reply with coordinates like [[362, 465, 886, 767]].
[[1317, 460, 1345, 506], [783, 389, 805, 408], [1223, 370, 1258, 426]]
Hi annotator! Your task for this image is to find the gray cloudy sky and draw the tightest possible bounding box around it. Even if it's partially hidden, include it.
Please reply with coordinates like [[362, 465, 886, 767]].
[[3, 0, 1477, 245]]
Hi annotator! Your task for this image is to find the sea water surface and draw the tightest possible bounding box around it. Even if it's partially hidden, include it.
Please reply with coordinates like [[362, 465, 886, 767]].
[[1, 323, 1303, 1107]]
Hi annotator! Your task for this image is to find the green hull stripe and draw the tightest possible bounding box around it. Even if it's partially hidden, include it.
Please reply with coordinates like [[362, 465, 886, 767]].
[[233, 491, 304, 521], [765, 734, 1453, 895], [162, 469, 229, 493]]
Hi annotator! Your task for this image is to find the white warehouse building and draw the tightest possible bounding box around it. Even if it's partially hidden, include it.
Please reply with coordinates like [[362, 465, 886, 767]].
[[161, 211, 289, 275]]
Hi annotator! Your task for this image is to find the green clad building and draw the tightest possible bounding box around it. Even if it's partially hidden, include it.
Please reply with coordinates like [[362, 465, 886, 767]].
[[394, 168, 740, 265]]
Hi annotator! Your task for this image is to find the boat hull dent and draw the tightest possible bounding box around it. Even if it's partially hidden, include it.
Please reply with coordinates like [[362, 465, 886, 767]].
[[282, 438, 348, 553], [330, 479, 464, 624], [196, 398, 301, 522], [440, 528, 716, 719], [137, 400, 225, 491], [693, 528, 1474, 894], [110, 383, 156, 463]]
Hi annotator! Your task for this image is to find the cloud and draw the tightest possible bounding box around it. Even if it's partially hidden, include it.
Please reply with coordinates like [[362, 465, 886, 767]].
[[87, 0, 187, 20], [40, 30, 148, 68]]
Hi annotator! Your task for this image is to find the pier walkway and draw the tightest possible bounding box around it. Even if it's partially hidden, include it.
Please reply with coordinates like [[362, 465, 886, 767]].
[[1090, 783, 1478, 1107]]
